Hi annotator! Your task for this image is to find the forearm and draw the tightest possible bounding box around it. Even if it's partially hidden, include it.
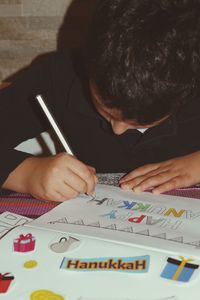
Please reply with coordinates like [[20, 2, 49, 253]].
[[2, 157, 39, 194], [2, 153, 97, 202]]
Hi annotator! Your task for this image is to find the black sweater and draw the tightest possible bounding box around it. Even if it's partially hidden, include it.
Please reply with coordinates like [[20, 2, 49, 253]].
[[0, 50, 200, 186]]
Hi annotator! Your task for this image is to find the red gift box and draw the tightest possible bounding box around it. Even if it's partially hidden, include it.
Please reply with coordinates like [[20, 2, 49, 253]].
[[0, 273, 14, 293], [13, 233, 36, 252]]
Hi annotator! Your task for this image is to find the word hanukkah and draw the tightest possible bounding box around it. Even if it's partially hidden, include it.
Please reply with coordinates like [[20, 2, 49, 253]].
[[60, 255, 150, 273]]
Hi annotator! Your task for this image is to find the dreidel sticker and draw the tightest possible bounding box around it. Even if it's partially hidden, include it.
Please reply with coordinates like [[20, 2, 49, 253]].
[[50, 236, 80, 253], [0, 273, 14, 293], [161, 256, 199, 282], [13, 233, 36, 253]]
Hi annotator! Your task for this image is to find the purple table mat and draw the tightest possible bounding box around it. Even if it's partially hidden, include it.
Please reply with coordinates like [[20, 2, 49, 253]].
[[0, 173, 200, 219]]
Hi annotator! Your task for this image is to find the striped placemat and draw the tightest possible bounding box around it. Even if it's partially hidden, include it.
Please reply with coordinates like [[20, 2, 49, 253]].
[[0, 173, 199, 218], [0, 190, 58, 218]]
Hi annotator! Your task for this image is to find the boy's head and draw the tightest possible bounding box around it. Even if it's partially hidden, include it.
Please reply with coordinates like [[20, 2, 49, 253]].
[[86, 0, 200, 126]]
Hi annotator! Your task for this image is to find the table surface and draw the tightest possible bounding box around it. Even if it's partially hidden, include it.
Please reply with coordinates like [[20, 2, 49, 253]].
[[0, 173, 200, 219], [0, 173, 199, 300]]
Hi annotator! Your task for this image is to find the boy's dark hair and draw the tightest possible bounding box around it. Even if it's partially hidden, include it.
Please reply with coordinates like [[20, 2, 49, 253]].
[[86, 0, 200, 125]]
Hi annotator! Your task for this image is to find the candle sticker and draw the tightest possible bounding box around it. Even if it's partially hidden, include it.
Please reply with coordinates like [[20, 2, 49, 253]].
[[161, 256, 199, 282], [13, 233, 36, 253], [30, 289, 64, 300], [0, 273, 14, 293], [50, 236, 80, 253]]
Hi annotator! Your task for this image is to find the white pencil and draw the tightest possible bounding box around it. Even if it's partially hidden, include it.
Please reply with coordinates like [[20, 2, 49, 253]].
[[36, 94, 74, 155]]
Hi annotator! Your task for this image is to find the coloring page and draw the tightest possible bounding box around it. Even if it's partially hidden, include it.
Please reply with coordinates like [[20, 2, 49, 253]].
[[28, 184, 200, 257], [0, 212, 31, 238]]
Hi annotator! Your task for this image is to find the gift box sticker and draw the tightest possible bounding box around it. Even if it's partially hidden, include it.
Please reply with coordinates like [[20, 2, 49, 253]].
[[13, 233, 36, 253], [161, 256, 199, 282], [0, 273, 14, 293]]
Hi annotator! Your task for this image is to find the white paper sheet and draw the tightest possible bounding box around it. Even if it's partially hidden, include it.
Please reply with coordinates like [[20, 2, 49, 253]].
[[0, 211, 32, 238], [28, 184, 200, 257], [78, 297, 178, 300]]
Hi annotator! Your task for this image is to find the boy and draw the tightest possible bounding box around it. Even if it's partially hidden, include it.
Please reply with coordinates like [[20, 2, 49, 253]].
[[1, 0, 200, 201]]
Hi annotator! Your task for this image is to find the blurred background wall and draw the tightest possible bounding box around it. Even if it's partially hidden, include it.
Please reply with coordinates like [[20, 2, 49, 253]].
[[0, 0, 96, 154], [0, 0, 96, 83]]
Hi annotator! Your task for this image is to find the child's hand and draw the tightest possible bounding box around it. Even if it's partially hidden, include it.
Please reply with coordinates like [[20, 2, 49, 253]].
[[4, 153, 97, 202], [120, 151, 200, 194]]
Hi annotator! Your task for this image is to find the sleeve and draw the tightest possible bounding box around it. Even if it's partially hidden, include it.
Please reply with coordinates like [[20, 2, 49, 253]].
[[0, 51, 75, 186]]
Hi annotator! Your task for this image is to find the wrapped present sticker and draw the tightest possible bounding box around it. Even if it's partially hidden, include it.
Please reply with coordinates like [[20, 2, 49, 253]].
[[13, 233, 36, 253], [161, 256, 199, 282], [0, 273, 14, 293]]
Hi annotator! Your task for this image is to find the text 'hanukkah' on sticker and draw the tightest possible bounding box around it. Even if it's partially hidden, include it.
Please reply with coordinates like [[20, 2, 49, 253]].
[[60, 255, 150, 273], [161, 256, 199, 282], [13, 233, 36, 253]]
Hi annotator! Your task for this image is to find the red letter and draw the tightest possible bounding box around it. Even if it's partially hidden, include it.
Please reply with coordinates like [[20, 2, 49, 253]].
[[128, 214, 146, 223]]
